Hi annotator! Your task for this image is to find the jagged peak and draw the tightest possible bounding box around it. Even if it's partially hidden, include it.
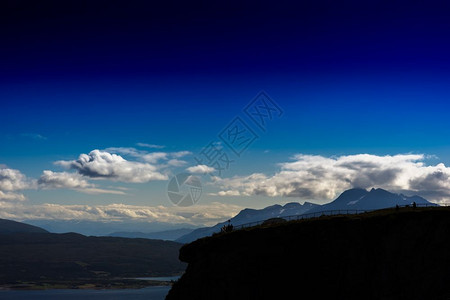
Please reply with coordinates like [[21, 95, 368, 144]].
[[368, 188, 393, 195], [282, 202, 301, 208], [334, 188, 368, 201], [262, 204, 282, 210]]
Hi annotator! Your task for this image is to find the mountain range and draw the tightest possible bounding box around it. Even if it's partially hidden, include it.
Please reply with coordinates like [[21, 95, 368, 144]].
[[0, 221, 185, 285], [7, 188, 436, 243], [311, 187, 432, 211], [176, 188, 436, 243], [24, 219, 198, 237], [108, 228, 194, 240]]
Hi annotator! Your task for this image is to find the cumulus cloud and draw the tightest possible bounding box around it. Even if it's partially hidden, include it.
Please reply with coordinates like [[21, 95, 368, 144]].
[[187, 164, 215, 174], [0, 168, 33, 191], [0, 202, 243, 226], [0, 167, 35, 201], [56, 150, 168, 182], [104, 147, 191, 167], [38, 171, 91, 189], [213, 154, 450, 203], [38, 170, 125, 195], [141, 152, 168, 163], [2, 146, 193, 199]]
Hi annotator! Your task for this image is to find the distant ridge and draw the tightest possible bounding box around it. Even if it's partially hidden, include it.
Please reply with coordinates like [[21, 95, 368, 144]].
[[176, 188, 436, 243], [108, 228, 194, 241], [307, 187, 434, 213], [24, 219, 198, 236], [0, 218, 48, 234], [176, 201, 320, 243]]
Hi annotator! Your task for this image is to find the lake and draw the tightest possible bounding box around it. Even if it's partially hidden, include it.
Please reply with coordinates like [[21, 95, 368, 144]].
[[0, 286, 171, 300], [133, 276, 181, 281]]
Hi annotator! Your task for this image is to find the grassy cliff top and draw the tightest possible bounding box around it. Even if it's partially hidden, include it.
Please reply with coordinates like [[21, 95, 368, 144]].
[[168, 206, 450, 300]]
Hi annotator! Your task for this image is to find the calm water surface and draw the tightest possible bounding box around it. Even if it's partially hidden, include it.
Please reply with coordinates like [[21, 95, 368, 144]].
[[0, 286, 171, 300], [133, 276, 181, 281]]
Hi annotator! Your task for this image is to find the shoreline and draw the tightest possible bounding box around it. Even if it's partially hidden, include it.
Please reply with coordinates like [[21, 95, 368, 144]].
[[0, 278, 176, 291]]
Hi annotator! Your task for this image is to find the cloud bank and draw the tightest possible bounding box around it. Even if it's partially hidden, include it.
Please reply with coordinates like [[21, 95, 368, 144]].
[[2, 147, 192, 199], [0, 202, 243, 226], [213, 154, 450, 203]]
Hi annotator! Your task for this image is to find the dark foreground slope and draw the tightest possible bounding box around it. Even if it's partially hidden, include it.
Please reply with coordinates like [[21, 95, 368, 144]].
[[0, 232, 186, 286], [167, 207, 450, 300], [0, 218, 49, 234]]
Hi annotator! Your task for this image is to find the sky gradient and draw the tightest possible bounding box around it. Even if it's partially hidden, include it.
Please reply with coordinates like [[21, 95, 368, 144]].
[[2, 1, 450, 226]]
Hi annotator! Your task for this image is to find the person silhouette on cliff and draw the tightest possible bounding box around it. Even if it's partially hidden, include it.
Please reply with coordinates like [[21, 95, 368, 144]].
[[225, 219, 233, 232]]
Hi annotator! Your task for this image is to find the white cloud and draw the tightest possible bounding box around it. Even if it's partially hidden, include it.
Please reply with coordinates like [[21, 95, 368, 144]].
[[2, 146, 192, 199], [141, 152, 168, 163], [0, 202, 244, 226], [56, 150, 168, 183], [0, 167, 35, 202], [38, 171, 91, 189], [209, 190, 241, 196], [167, 159, 188, 167], [104, 147, 143, 157], [171, 151, 192, 158], [0, 168, 33, 191], [0, 191, 26, 202], [213, 153, 450, 203], [186, 164, 215, 174], [78, 188, 126, 195], [38, 170, 125, 195], [104, 147, 191, 165]]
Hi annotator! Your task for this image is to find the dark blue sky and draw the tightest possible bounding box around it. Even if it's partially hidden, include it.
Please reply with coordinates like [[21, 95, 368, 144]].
[[1, 1, 450, 222], [2, 0, 450, 154], [2, 0, 450, 78]]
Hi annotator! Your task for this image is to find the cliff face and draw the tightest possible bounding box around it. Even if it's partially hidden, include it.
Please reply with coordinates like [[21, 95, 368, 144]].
[[167, 208, 450, 300]]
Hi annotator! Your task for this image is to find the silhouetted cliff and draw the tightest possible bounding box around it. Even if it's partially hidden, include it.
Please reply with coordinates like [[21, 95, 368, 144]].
[[167, 207, 450, 300]]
